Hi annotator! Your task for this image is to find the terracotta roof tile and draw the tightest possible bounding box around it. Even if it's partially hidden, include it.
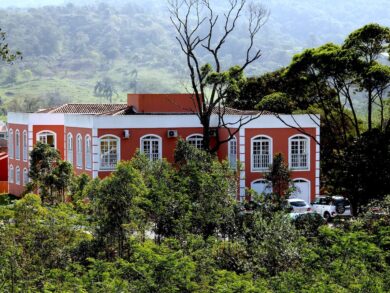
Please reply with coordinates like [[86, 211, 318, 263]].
[[34, 103, 270, 116], [36, 104, 128, 115]]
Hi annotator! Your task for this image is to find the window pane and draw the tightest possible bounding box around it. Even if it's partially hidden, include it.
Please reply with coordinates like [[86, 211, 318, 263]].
[[290, 137, 308, 169], [141, 136, 160, 161], [252, 137, 270, 170], [100, 137, 118, 169], [229, 139, 237, 168]]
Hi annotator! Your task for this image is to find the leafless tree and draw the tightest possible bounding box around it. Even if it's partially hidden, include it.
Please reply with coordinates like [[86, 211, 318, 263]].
[[168, 0, 269, 153]]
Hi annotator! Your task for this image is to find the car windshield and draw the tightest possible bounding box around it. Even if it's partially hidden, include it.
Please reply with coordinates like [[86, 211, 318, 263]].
[[289, 201, 306, 207]]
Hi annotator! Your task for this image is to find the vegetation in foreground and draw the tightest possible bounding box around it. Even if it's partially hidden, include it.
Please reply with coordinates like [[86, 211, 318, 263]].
[[1, 141, 390, 292]]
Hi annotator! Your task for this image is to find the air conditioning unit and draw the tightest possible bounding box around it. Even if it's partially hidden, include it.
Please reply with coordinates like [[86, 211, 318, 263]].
[[209, 128, 217, 137], [123, 130, 130, 139], [167, 130, 178, 138]]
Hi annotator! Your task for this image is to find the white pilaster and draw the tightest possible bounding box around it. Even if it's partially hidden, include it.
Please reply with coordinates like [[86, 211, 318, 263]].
[[92, 128, 99, 179], [239, 128, 246, 201], [315, 126, 320, 197]]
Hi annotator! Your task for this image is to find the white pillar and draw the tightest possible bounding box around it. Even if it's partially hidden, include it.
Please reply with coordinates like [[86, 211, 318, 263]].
[[239, 128, 246, 201]]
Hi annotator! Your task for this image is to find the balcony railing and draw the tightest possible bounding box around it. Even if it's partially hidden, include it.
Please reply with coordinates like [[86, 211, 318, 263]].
[[252, 154, 270, 170], [291, 154, 308, 169]]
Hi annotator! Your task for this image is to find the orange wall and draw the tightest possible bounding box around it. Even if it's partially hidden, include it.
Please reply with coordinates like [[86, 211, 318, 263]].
[[64, 127, 93, 177], [33, 125, 65, 159], [97, 127, 217, 178], [245, 127, 317, 201]]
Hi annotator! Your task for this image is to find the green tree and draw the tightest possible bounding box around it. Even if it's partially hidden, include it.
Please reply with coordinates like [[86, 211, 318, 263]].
[[175, 140, 237, 239], [92, 161, 148, 258], [265, 153, 293, 199], [130, 153, 191, 242], [336, 129, 390, 213], [256, 92, 294, 114], [94, 77, 116, 103], [343, 23, 390, 131], [28, 142, 73, 204]]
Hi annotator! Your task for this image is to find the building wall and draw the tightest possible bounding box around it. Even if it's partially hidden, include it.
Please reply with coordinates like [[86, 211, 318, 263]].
[[64, 127, 93, 177], [97, 127, 211, 178], [33, 125, 65, 159], [244, 127, 317, 202], [7, 123, 29, 196], [7, 112, 320, 200]]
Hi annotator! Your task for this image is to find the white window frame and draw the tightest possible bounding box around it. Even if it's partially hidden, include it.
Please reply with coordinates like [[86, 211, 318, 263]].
[[15, 130, 20, 160], [251, 135, 273, 172], [228, 136, 237, 169], [67, 133, 73, 164], [8, 129, 14, 159], [186, 134, 204, 150], [15, 166, 20, 185], [99, 135, 120, 170], [9, 165, 14, 183], [23, 168, 28, 186], [288, 135, 310, 171], [140, 134, 162, 161], [37, 131, 57, 148], [85, 135, 92, 170], [23, 130, 28, 162], [76, 134, 83, 169]]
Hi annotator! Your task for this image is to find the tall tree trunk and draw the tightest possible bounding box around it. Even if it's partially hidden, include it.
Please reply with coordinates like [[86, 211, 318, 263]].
[[368, 90, 372, 131]]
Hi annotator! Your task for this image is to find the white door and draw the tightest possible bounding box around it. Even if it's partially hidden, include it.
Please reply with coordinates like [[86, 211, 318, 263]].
[[291, 179, 310, 203], [251, 180, 272, 195]]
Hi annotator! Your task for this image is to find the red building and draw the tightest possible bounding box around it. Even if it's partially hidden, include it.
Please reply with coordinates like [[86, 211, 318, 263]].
[[7, 94, 320, 202]]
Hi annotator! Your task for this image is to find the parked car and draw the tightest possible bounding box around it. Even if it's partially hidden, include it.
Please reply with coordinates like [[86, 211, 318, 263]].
[[311, 196, 352, 220], [286, 198, 312, 214]]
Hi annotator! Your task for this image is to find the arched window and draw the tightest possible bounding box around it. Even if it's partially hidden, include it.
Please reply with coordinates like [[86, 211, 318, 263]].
[[8, 129, 14, 159], [251, 135, 272, 171], [76, 134, 83, 168], [67, 133, 73, 164], [23, 130, 28, 161], [289, 135, 309, 170], [251, 179, 273, 195], [9, 165, 14, 183], [15, 166, 20, 185], [100, 135, 120, 170], [37, 131, 56, 147], [140, 135, 161, 161], [15, 130, 20, 160], [228, 137, 237, 168], [23, 168, 28, 186], [186, 134, 204, 149], [85, 135, 92, 170]]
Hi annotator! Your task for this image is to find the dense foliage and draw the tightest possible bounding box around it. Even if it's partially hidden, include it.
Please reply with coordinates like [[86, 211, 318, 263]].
[[1, 142, 390, 291], [228, 24, 390, 212]]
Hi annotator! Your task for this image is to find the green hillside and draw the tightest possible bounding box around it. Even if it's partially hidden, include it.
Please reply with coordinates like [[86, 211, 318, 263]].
[[0, 0, 389, 118]]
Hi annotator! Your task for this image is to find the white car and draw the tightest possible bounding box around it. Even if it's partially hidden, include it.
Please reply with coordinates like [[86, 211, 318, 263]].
[[311, 196, 352, 220], [286, 198, 312, 214]]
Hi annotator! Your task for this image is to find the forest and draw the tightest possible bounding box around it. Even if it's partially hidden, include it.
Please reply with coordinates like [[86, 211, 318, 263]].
[[1, 141, 390, 292]]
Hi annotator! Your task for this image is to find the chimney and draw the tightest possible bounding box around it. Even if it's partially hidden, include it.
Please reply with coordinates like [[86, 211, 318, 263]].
[[127, 94, 200, 113]]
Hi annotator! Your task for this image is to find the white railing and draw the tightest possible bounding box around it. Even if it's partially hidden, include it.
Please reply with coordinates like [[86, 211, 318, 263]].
[[252, 154, 270, 170], [291, 154, 307, 169]]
